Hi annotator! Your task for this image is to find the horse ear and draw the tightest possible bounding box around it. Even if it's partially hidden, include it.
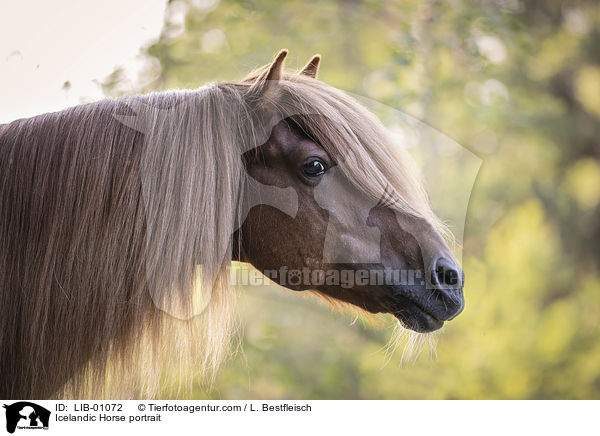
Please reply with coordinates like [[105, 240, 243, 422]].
[[248, 49, 288, 102], [300, 54, 321, 78], [251, 49, 287, 92], [261, 49, 288, 82]]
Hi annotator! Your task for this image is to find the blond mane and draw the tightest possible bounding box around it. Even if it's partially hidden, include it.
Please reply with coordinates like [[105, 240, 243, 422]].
[[0, 62, 444, 399]]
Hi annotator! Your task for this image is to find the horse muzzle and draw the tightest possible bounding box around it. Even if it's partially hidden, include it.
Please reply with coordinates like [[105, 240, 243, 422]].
[[389, 258, 465, 333]]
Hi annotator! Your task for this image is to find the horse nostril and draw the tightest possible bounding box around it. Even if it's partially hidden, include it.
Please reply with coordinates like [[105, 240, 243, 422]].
[[431, 257, 463, 289]]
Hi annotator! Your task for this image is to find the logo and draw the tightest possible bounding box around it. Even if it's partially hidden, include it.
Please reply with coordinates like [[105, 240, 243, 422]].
[[3, 402, 50, 434]]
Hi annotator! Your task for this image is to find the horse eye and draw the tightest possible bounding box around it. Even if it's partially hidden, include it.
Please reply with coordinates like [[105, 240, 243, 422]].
[[302, 159, 328, 177]]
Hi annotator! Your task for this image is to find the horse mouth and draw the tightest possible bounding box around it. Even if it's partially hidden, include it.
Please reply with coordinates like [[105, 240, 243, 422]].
[[386, 282, 465, 333], [393, 303, 445, 333]]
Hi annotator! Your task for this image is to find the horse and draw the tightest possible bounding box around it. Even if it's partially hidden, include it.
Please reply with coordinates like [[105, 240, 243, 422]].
[[0, 50, 464, 399]]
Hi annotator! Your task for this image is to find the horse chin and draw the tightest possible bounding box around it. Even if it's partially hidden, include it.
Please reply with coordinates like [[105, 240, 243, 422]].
[[391, 298, 445, 333], [393, 310, 444, 333]]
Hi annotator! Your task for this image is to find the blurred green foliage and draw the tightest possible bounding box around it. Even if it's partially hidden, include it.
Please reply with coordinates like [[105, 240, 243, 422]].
[[115, 0, 600, 398]]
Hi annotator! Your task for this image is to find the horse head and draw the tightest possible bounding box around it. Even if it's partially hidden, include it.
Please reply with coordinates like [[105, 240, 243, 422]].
[[235, 51, 465, 332]]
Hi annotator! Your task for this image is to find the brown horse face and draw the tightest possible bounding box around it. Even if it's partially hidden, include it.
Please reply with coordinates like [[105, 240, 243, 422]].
[[236, 119, 464, 332]]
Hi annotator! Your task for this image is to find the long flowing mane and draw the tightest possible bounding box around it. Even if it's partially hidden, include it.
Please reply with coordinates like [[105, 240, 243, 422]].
[[0, 68, 443, 399]]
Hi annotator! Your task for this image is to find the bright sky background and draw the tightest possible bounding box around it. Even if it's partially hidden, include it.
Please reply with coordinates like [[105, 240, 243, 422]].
[[0, 0, 168, 124]]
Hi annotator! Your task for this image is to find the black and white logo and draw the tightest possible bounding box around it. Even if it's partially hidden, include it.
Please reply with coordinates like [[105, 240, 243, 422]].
[[3, 402, 50, 433]]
